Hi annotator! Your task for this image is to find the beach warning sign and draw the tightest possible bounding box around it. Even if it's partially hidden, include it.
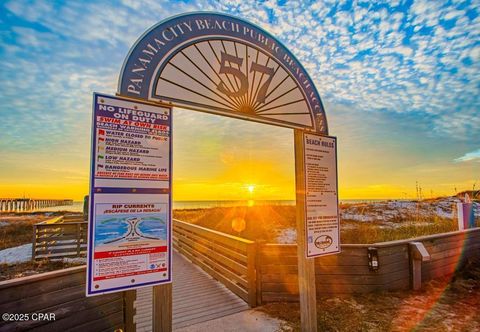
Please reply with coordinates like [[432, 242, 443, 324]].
[[303, 133, 340, 258], [86, 93, 172, 296]]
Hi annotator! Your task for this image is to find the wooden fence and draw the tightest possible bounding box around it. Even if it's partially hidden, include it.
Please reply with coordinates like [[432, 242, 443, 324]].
[[0, 266, 133, 331], [171, 222, 479, 305], [257, 228, 480, 303], [32, 215, 87, 260], [172, 219, 257, 307]]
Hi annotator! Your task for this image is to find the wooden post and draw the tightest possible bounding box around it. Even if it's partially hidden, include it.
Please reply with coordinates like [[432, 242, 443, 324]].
[[246, 242, 257, 307], [153, 283, 172, 332], [32, 224, 37, 260], [294, 129, 318, 331], [76, 223, 81, 256], [124, 290, 136, 332], [255, 240, 265, 306], [409, 242, 431, 290]]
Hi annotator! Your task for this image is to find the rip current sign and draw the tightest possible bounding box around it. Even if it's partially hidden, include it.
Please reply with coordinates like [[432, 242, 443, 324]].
[[303, 134, 340, 258], [86, 93, 172, 296]]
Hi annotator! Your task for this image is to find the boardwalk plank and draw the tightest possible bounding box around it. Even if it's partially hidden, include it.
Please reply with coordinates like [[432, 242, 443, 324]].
[[134, 250, 248, 331]]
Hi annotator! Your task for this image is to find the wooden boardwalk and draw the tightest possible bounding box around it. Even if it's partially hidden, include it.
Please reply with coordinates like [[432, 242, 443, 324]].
[[135, 251, 249, 331]]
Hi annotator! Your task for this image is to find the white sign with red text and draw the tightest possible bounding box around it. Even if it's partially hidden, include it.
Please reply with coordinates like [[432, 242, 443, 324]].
[[87, 93, 172, 296]]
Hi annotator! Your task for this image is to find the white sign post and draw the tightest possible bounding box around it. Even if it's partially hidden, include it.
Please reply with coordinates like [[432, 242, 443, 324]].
[[303, 133, 340, 258], [86, 93, 172, 296]]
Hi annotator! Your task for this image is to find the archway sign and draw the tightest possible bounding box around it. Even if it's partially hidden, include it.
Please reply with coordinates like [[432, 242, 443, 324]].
[[87, 12, 340, 332], [118, 12, 328, 134]]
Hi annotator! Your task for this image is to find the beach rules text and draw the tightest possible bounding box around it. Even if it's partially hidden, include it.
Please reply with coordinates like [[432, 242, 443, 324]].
[[303, 133, 340, 258]]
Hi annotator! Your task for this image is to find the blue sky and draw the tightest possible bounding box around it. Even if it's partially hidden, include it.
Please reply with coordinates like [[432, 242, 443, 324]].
[[0, 0, 479, 200]]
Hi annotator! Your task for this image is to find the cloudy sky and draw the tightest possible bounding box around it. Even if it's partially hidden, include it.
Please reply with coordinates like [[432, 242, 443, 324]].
[[1, 0, 479, 201]]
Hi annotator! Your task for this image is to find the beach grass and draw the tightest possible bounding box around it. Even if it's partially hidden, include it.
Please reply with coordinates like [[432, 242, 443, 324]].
[[174, 205, 478, 244], [0, 214, 53, 250]]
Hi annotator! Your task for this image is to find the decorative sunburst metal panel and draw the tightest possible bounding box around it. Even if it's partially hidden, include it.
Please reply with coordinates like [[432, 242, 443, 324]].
[[118, 12, 328, 134]]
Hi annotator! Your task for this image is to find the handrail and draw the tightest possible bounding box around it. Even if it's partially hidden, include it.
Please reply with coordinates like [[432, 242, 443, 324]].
[[173, 219, 257, 307], [32, 220, 88, 260], [173, 219, 254, 244], [261, 227, 480, 248], [38, 216, 64, 225]]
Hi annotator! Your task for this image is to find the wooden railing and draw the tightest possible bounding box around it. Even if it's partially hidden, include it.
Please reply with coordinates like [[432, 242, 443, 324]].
[[172, 219, 257, 307], [32, 216, 87, 260], [0, 266, 131, 331], [256, 228, 480, 303], [28, 215, 480, 308]]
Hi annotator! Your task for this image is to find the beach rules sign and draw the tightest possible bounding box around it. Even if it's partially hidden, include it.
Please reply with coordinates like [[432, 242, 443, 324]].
[[303, 133, 339, 258], [86, 93, 172, 296]]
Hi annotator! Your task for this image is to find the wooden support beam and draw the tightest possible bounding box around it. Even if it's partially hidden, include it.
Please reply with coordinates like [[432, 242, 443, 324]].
[[409, 242, 430, 290], [124, 290, 136, 332], [294, 129, 318, 332], [246, 242, 257, 307], [153, 283, 172, 332]]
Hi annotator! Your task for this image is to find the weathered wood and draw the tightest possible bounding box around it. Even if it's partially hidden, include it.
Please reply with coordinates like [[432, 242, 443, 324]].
[[124, 290, 136, 332], [26, 298, 124, 332], [255, 241, 265, 306], [153, 283, 172, 332], [174, 219, 253, 249], [174, 234, 248, 275], [422, 237, 480, 254], [411, 258, 422, 290], [246, 242, 257, 307], [0, 266, 125, 332], [371, 228, 480, 246], [260, 246, 409, 267], [176, 246, 249, 302], [0, 267, 86, 304], [0, 284, 86, 314], [33, 221, 88, 260], [173, 305, 249, 327], [174, 291, 245, 311], [176, 242, 248, 288], [32, 224, 37, 261], [175, 231, 249, 264], [294, 129, 317, 332], [173, 218, 259, 307], [66, 311, 124, 332], [409, 242, 431, 290]]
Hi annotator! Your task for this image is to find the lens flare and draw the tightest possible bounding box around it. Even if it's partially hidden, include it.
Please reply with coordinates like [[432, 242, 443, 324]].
[[231, 217, 246, 233]]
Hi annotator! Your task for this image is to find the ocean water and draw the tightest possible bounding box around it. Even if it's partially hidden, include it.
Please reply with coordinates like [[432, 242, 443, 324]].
[[31, 200, 296, 212], [30, 199, 396, 213]]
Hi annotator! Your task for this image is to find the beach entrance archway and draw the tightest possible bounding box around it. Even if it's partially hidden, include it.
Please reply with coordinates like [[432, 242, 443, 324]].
[[117, 12, 331, 331]]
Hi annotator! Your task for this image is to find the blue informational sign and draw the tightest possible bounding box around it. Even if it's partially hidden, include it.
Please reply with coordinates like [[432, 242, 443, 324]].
[[86, 93, 172, 296], [118, 12, 328, 134]]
